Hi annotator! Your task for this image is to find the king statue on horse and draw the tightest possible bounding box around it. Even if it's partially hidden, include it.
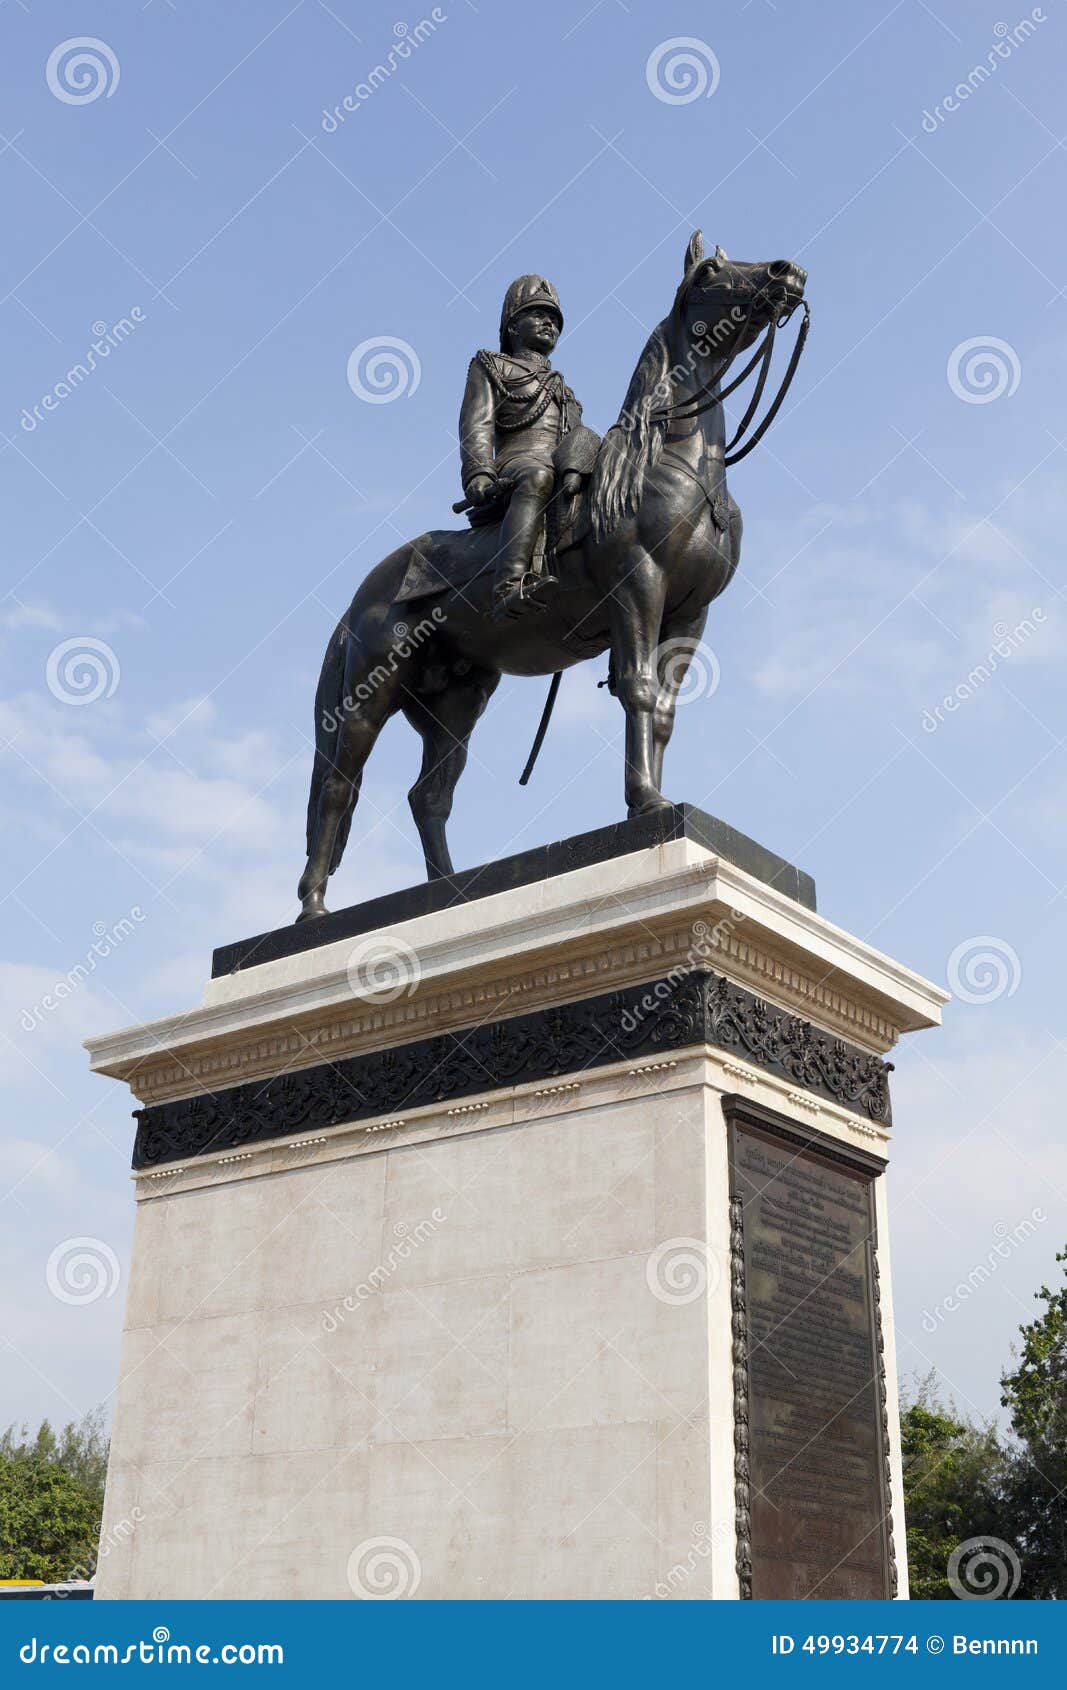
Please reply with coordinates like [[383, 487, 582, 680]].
[[297, 232, 808, 920]]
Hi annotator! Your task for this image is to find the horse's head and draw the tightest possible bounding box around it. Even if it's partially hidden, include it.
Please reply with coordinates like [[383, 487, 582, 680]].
[[676, 230, 806, 356], [590, 230, 809, 539]]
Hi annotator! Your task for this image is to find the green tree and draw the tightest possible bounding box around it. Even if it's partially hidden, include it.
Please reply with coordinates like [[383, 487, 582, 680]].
[[0, 1409, 109, 1584], [0, 1458, 100, 1583], [1000, 1247, 1067, 1599], [900, 1376, 1007, 1598], [0, 1409, 108, 1507]]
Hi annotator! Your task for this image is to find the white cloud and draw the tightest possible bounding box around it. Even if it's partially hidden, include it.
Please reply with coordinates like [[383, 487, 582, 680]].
[[889, 1029, 1067, 1422], [0, 690, 300, 858], [0, 1138, 81, 1202], [144, 694, 219, 741], [0, 960, 118, 1072], [0, 600, 64, 633], [746, 485, 1066, 706]]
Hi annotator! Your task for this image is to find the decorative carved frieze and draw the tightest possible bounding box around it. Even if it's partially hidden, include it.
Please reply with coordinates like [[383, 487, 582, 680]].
[[131, 968, 893, 1170], [127, 919, 902, 1106]]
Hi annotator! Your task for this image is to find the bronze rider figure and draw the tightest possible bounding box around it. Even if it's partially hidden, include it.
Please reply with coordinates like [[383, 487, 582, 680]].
[[458, 275, 584, 621]]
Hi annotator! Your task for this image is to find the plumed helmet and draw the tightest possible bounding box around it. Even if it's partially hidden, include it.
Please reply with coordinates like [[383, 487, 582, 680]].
[[499, 275, 563, 348]]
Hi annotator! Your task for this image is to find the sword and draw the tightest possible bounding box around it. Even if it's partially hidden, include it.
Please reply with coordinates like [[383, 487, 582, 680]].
[[519, 671, 562, 786]]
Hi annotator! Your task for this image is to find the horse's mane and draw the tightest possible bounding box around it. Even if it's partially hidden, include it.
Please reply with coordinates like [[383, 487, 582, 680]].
[[588, 321, 671, 541]]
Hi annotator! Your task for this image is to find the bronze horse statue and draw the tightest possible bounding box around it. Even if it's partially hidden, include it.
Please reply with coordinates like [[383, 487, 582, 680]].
[[298, 232, 808, 919]]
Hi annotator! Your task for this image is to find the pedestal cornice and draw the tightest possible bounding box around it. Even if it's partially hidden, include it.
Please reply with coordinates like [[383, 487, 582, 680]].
[[85, 841, 946, 1108]]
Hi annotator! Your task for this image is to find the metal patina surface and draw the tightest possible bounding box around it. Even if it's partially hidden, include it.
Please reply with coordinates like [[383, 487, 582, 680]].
[[728, 1099, 896, 1601], [296, 234, 808, 919]]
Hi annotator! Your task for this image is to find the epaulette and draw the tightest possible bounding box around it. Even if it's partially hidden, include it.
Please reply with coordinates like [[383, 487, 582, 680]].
[[475, 348, 511, 394]]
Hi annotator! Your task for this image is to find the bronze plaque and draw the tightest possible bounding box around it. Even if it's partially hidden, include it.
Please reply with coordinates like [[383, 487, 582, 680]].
[[728, 1104, 894, 1599]]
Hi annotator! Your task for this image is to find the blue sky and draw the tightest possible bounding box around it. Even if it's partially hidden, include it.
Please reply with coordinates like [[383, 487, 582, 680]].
[[2, 0, 1065, 1438]]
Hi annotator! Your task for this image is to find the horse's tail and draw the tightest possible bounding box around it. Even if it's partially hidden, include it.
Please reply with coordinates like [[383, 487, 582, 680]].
[[305, 617, 352, 872]]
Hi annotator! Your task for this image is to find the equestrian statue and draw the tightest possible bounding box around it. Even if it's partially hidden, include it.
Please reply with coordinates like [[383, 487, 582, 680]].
[[298, 232, 808, 920]]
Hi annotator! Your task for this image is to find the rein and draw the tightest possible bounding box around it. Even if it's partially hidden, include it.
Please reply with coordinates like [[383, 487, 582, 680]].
[[654, 297, 810, 465], [517, 288, 809, 788]]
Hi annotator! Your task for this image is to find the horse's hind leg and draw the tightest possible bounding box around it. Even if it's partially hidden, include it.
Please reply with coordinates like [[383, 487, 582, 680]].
[[298, 652, 406, 919], [403, 668, 499, 881]]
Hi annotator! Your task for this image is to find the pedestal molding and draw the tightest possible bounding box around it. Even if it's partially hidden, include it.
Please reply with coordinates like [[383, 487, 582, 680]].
[[129, 1046, 890, 1203], [86, 846, 946, 1105], [103, 922, 903, 1107], [130, 967, 893, 1173]]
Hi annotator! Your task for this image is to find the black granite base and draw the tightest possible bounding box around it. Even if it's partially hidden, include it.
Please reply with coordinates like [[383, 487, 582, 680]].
[[211, 804, 816, 978]]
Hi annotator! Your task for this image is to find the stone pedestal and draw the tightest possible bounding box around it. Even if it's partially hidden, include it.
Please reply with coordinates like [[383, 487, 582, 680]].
[[86, 812, 944, 1600]]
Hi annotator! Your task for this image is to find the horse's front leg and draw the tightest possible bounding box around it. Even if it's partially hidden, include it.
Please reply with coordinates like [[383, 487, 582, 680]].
[[609, 556, 670, 817], [651, 608, 709, 790]]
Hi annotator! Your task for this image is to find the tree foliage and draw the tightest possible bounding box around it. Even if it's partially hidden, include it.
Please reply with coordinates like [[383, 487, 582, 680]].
[[0, 1410, 108, 1584], [999, 1247, 1067, 1600], [902, 1248, 1067, 1601], [899, 1378, 1006, 1598]]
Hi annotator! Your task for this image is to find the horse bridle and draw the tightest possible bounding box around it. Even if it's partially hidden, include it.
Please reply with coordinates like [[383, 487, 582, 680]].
[[652, 285, 810, 466], [520, 274, 809, 789]]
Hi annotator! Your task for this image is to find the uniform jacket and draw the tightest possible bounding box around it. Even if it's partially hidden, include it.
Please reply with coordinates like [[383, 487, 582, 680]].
[[459, 350, 583, 492]]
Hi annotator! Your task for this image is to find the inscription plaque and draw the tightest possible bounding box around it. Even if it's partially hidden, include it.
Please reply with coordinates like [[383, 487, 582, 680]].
[[727, 1100, 895, 1600]]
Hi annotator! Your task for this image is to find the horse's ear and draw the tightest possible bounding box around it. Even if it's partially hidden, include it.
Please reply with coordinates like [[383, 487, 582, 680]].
[[684, 230, 704, 274]]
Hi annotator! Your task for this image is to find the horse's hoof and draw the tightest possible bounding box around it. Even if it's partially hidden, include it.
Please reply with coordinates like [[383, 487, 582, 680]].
[[296, 901, 330, 924], [627, 795, 674, 818]]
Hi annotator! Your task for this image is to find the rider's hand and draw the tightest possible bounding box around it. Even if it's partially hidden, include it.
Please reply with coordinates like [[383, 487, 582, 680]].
[[466, 474, 496, 507], [561, 471, 582, 499]]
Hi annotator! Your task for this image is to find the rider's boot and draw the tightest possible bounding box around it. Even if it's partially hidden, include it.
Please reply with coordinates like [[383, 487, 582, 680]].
[[491, 474, 557, 624]]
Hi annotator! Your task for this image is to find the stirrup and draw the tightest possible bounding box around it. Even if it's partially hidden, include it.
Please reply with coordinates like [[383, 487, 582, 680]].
[[492, 571, 559, 621]]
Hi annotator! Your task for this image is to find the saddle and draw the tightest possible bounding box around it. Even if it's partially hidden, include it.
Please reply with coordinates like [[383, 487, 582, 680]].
[[395, 426, 601, 607], [549, 422, 601, 557]]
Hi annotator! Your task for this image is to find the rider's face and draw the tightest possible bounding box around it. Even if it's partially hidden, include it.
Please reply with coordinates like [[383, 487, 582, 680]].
[[509, 308, 560, 355]]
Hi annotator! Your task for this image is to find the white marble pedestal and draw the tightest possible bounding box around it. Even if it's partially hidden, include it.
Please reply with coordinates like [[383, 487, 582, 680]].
[[87, 825, 944, 1600]]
